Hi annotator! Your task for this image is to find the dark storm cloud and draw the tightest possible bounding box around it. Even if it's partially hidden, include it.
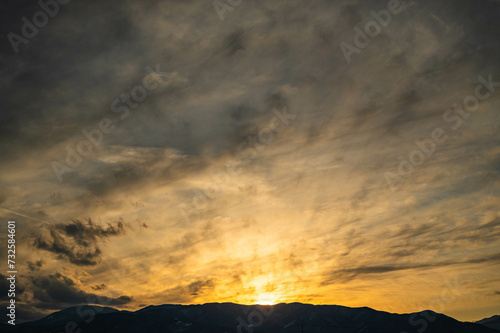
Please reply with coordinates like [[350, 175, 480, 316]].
[[0, 0, 158, 170], [0, 0, 498, 170], [339, 0, 500, 134], [0, 0, 294, 170], [33, 218, 126, 265], [32, 272, 132, 308]]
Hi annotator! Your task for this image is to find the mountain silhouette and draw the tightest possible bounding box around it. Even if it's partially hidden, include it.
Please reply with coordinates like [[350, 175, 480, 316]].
[[476, 315, 500, 331], [3, 303, 498, 333]]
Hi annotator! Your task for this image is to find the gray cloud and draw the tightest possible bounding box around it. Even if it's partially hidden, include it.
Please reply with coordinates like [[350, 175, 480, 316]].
[[187, 279, 216, 296], [33, 219, 126, 266], [326, 252, 500, 283], [92, 283, 107, 291], [32, 272, 132, 309]]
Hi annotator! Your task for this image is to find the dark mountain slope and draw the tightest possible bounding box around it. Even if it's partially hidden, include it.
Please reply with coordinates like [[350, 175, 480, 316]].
[[5, 303, 498, 333]]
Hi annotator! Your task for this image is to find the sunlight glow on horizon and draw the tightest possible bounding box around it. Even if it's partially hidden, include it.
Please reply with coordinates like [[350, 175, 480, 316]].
[[255, 293, 281, 306]]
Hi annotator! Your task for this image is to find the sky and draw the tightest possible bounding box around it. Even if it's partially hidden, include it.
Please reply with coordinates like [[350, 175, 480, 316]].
[[0, 0, 499, 324]]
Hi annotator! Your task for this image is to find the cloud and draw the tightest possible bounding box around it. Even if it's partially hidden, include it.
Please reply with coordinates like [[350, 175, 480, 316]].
[[0, 302, 47, 324], [153, 278, 218, 303], [33, 218, 126, 266], [92, 284, 107, 291], [31, 272, 132, 309], [187, 279, 216, 296], [27, 260, 44, 272], [325, 252, 500, 283]]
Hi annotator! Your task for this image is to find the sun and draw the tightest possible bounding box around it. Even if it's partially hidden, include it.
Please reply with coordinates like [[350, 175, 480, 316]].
[[256, 293, 279, 305], [257, 299, 275, 305]]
